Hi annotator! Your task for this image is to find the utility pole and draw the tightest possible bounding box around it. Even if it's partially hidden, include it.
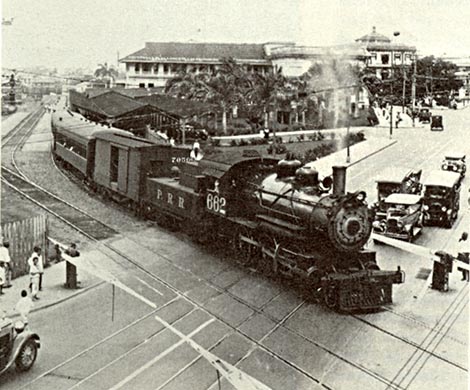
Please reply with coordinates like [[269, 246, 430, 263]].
[[411, 54, 417, 113], [389, 104, 393, 139], [402, 65, 406, 113]]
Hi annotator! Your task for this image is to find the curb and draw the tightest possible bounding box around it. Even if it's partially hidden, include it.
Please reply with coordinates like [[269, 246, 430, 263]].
[[5, 280, 105, 319], [348, 139, 398, 168]]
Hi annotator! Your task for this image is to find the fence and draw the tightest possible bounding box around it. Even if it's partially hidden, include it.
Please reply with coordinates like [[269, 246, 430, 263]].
[[1, 214, 49, 279]]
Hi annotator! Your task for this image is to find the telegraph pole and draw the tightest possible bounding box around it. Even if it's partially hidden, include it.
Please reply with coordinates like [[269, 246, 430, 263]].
[[411, 54, 417, 113]]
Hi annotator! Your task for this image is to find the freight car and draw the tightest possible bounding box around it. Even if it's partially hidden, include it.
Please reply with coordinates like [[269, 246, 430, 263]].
[[51, 111, 404, 311]]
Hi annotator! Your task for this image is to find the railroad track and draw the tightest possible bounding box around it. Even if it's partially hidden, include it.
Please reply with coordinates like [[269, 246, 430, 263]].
[[4, 107, 466, 390], [1, 107, 118, 241]]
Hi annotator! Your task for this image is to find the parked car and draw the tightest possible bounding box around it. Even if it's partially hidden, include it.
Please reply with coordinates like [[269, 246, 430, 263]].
[[0, 318, 40, 375], [373, 193, 423, 241], [373, 167, 422, 222], [422, 170, 461, 228], [430, 115, 444, 131], [418, 108, 432, 123], [441, 152, 466, 183]]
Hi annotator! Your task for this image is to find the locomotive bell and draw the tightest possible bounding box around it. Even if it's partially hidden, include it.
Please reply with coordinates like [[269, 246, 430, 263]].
[[295, 166, 319, 187]]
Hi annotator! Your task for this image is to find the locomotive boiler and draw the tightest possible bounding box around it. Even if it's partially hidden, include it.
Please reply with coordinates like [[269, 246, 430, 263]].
[[254, 161, 373, 252]]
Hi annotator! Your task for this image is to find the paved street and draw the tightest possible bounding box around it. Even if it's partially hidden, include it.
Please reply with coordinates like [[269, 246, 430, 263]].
[[1, 108, 468, 390]]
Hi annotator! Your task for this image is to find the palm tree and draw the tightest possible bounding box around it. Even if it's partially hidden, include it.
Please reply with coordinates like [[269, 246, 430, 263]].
[[245, 67, 288, 137], [94, 62, 119, 88], [165, 58, 246, 134]]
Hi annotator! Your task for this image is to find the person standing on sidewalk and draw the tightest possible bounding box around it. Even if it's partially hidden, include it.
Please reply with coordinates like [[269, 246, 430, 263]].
[[29, 246, 44, 291], [0, 262, 5, 295], [29, 257, 40, 300], [15, 290, 33, 324], [0, 241, 12, 288]]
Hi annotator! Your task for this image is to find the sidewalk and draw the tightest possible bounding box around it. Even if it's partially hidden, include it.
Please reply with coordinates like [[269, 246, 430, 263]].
[[304, 136, 397, 176], [0, 256, 102, 319]]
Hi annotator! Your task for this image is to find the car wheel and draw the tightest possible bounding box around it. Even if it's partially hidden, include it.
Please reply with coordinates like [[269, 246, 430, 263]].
[[15, 339, 38, 372]]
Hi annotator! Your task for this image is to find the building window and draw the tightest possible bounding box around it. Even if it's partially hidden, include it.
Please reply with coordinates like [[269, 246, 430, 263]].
[[142, 64, 149, 73], [154, 64, 159, 73], [394, 53, 402, 62], [405, 54, 412, 61], [135, 63, 140, 72], [126, 64, 131, 71], [148, 83, 154, 88], [139, 83, 145, 88], [381, 54, 390, 65], [163, 64, 169, 74]]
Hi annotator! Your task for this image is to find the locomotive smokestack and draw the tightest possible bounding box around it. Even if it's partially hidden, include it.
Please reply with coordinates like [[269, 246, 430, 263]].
[[332, 166, 347, 196]]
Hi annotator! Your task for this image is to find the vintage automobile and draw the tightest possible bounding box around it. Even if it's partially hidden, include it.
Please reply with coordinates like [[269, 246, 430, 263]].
[[418, 108, 432, 123], [441, 152, 466, 183], [0, 318, 40, 375], [373, 193, 423, 241], [422, 170, 461, 228], [430, 115, 444, 131], [373, 167, 422, 221]]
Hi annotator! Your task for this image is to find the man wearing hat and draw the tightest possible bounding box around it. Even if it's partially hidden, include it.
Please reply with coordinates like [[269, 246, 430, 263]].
[[0, 241, 12, 288]]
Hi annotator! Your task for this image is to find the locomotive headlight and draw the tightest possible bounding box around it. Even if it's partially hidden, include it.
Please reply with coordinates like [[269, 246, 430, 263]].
[[372, 221, 381, 229], [397, 221, 404, 229], [452, 166, 457, 171], [423, 205, 429, 211], [441, 206, 447, 212], [447, 209, 452, 214]]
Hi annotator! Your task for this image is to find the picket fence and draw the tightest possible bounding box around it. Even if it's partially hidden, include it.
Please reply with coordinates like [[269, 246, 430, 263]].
[[1, 214, 49, 279]]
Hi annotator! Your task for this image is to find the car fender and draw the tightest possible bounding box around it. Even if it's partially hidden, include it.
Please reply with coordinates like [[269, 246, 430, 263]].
[[9, 332, 41, 364]]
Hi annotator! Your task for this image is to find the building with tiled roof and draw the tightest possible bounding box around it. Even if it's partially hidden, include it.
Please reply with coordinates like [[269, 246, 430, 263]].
[[119, 41, 280, 89], [69, 90, 180, 136], [355, 27, 417, 80]]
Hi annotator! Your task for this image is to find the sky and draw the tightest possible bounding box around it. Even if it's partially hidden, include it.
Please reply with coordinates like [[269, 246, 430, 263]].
[[1, 0, 470, 72]]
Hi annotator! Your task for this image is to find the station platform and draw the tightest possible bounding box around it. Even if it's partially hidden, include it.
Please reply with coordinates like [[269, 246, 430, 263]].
[[1, 111, 30, 139]]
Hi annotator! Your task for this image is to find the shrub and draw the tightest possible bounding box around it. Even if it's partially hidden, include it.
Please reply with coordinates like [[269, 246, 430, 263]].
[[296, 134, 305, 142], [275, 144, 287, 154], [267, 144, 274, 154], [211, 138, 221, 147], [230, 139, 238, 147], [239, 138, 249, 146], [288, 137, 294, 143]]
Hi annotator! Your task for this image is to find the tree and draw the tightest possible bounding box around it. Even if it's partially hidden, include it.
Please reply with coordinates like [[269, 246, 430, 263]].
[[94, 63, 119, 88], [245, 67, 288, 133], [166, 58, 246, 134]]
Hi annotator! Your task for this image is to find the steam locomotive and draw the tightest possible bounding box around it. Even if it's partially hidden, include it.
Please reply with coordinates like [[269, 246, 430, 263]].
[[51, 110, 404, 312]]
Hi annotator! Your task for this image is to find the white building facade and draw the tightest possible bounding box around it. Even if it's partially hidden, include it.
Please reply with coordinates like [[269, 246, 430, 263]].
[[355, 27, 416, 80]]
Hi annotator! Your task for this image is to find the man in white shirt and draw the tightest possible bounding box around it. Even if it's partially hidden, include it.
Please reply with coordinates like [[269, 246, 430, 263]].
[[0, 241, 12, 288], [28, 246, 44, 291], [15, 290, 33, 324], [29, 257, 40, 300]]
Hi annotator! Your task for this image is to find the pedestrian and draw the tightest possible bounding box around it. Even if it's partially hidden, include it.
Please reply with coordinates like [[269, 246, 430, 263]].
[[457, 232, 469, 281], [0, 262, 5, 295], [29, 257, 40, 300], [15, 290, 33, 325], [65, 243, 80, 257], [0, 241, 12, 288], [29, 246, 44, 291]]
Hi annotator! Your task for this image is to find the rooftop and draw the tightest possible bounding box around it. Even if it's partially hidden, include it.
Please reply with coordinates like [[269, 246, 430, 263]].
[[356, 26, 391, 44], [120, 42, 271, 63]]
